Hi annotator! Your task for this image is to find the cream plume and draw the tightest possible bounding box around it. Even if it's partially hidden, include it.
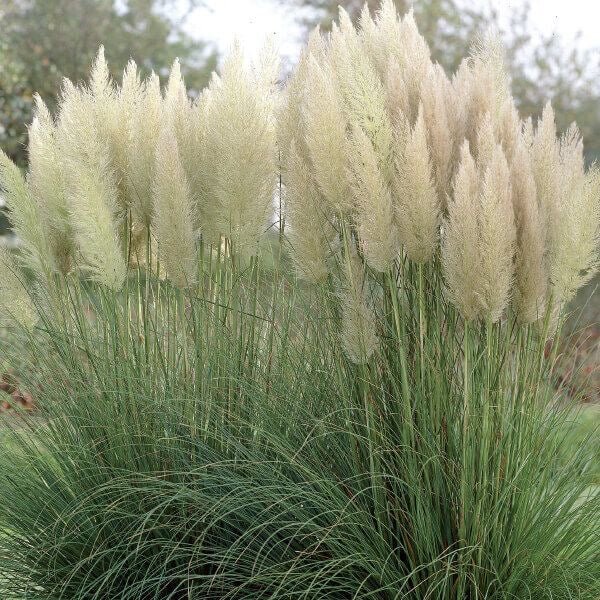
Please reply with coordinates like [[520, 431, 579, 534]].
[[285, 141, 336, 282], [87, 48, 130, 218], [0, 150, 51, 277], [420, 64, 455, 203], [340, 248, 379, 364], [347, 125, 398, 271], [454, 35, 512, 151], [303, 56, 350, 214], [442, 143, 481, 321], [329, 13, 393, 172], [28, 95, 75, 274], [0, 247, 37, 329], [510, 132, 547, 323], [127, 72, 164, 229], [153, 124, 197, 288], [394, 106, 440, 263], [443, 142, 515, 322], [56, 81, 126, 289], [549, 125, 600, 303], [203, 43, 279, 253], [474, 145, 516, 321]]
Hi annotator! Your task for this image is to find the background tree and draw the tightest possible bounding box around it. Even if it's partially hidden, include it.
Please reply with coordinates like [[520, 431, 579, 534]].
[[0, 0, 216, 166], [507, 17, 600, 163]]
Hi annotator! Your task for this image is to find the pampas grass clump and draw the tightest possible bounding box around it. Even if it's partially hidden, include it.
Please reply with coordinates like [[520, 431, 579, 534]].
[[0, 1, 599, 598]]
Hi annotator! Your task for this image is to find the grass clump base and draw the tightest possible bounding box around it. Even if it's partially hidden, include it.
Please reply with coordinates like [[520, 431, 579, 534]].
[[0, 259, 598, 599]]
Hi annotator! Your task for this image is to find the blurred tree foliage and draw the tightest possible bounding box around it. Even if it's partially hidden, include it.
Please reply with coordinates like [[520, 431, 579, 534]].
[[293, 0, 600, 163], [0, 0, 216, 166]]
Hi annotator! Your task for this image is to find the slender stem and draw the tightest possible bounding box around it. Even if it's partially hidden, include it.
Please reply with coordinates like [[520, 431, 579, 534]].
[[458, 319, 470, 595], [417, 262, 425, 383]]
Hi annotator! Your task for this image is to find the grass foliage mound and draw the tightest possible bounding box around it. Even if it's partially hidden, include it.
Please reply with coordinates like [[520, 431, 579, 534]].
[[1, 262, 598, 599]]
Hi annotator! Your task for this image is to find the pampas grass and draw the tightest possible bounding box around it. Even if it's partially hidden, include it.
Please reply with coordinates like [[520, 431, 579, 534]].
[[0, 2, 599, 599], [28, 96, 75, 275], [393, 106, 439, 263], [202, 44, 278, 253], [153, 124, 198, 288], [0, 247, 36, 329], [0, 150, 50, 277], [284, 141, 335, 282]]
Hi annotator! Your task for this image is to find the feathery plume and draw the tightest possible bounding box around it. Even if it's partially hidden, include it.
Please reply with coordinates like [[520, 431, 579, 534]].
[[278, 27, 326, 167], [115, 59, 143, 206], [203, 43, 278, 253], [89, 46, 113, 101], [256, 37, 281, 94], [449, 59, 471, 144], [347, 125, 398, 271], [385, 60, 411, 128], [0, 247, 37, 329], [529, 103, 599, 308], [0, 150, 50, 276], [498, 100, 520, 163], [88, 49, 141, 218], [394, 10, 432, 124], [454, 34, 511, 149], [28, 95, 75, 274], [365, 4, 432, 126], [531, 102, 561, 251], [164, 59, 194, 173], [358, 3, 379, 67], [510, 132, 547, 323], [474, 112, 497, 170], [549, 125, 600, 303], [329, 14, 394, 172], [285, 141, 336, 282], [340, 248, 378, 364], [442, 143, 481, 321], [279, 47, 311, 165], [473, 145, 516, 321], [127, 72, 164, 228], [394, 107, 440, 263], [164, 59, 187, 121], [360, 0, 399, 77], [185, 87, 215, 236], [278, 35, 326, 241], [56, 81, 126, 289], [443, 142, 515, 322], [153, 124, 197, 288], [303, 56, 350, 214], [420, 64, 455, 203]]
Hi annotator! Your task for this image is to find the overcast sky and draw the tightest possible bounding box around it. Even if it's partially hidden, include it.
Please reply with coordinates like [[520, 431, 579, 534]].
[[184, 0, 599, 63]]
